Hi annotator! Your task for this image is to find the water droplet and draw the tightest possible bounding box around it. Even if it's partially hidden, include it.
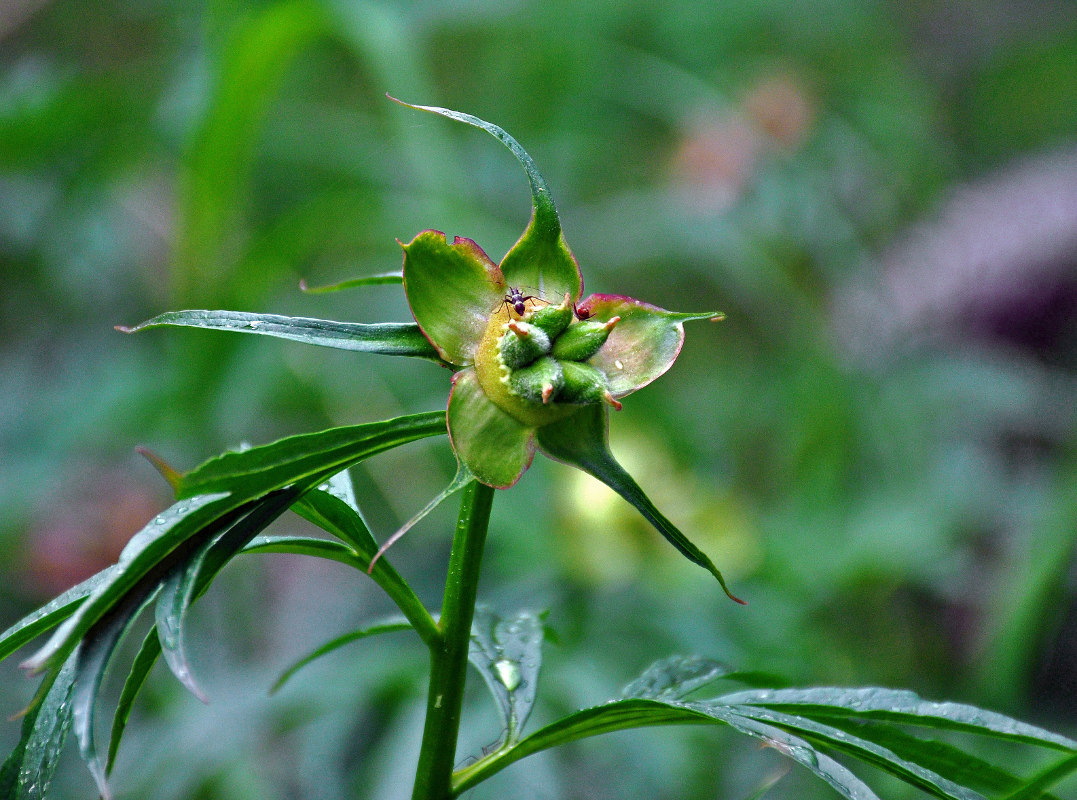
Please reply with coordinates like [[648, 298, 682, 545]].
[[494, 659, 521, 691], [248, 320, 260, 328], [614, 359, 624, 370], [154, 516, 166, 525]]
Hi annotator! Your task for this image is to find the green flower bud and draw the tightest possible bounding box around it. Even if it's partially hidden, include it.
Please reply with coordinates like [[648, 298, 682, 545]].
[[509, 356, 564, 404], [528, 294, 573, 340], [550, 316, 620, 362], [499, 320, 551, 370], [558, 360, 622, 409]]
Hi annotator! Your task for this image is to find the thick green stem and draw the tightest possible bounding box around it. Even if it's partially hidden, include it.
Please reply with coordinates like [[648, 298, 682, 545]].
[[411, 480, 494, 800]]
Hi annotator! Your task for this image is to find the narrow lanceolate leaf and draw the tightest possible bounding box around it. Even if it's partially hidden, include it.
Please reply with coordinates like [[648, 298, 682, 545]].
[[468, 607, 545, 745], [715, 687, 1077, 751], [299, 271, 403, 293], [241, 535, 364, 569], [179, 411, 447, 499], [271, 619, 413, 694], [537, 404, 745, 603], [106, 628, 161, 776], [0, 652, 78, 800], [621, 655, 733, 701], [0, 567, 115, 663], [1004, 752, 1077, 800], [390, 97, 582, 302], [452, 697, 877, 800], [725, 704, 986, 800], [117, 311, 446, 365], [73, 585, 160, 800], [288, 487, 440, 647], [155, 485, 308, 701]]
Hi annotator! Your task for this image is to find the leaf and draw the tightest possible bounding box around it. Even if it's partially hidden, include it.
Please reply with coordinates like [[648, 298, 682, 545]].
[[621, 655, 733, 701], [72, 584, 161, 800], [155, 485, 308, 701], [0, 652, 78, 800], [716, 687, 1077, 751], [468, 607, 545, 745], [0, 567, 116, 663], [805, 718, 1049, 799], [725, 704, 986, 800], [241, 534, 364, 569], [451, 697, 877, 799], [287, 488, 440, 647], [536, 404, 745, 603], [390, 98, 582, 302], [178, 411, 447, 499], [117, 311, 445, 365], [299, 271, 403, 293], [1004, 752, 1077, 800], [271, 619, 413, 694], [105, 629, 161, 776], [369, 460, 474, 571]]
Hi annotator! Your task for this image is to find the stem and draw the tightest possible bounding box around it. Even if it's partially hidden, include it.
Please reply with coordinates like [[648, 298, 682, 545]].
[[411, 480, 494, 800]]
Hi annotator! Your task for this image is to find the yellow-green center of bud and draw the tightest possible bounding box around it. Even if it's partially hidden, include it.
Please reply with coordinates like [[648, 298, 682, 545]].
[[474, 294, 621, 426]]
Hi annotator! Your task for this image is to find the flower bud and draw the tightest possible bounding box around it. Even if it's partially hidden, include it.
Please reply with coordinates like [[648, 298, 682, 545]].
[[550, 316, 620, 362], [528, 294, 573, 340], [499, 320, 551, 369], [509, 356, 564, 404], [557, 360, 621, 409]]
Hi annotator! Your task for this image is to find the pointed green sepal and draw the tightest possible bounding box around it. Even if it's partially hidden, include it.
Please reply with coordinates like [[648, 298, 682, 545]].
[[389, 97, 582, 302], [536, 404, 745, 603], [401, 230, 505, 365], [447, 369, 536, 488], [576, 295, 721, 397]]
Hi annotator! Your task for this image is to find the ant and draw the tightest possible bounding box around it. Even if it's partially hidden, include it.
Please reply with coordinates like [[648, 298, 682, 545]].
[[500, 286, 592, 321], [501, 286, 538, 316]]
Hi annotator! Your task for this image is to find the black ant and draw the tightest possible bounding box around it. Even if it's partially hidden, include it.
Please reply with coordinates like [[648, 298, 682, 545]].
[[501, 286, 537, 316]]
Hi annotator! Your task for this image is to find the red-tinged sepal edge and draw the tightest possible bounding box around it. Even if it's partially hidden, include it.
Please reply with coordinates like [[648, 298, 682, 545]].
[[401, 230, 505, 366], [536, 404, 745, 603], [448, 369, 537, 488], [576, 295, 723, 397]]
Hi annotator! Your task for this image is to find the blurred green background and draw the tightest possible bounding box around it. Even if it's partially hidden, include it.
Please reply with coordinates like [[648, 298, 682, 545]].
[[2, 0, 1076, 797]]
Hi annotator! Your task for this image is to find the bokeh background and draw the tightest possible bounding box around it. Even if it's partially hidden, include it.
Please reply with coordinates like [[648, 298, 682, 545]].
[[2, 0, 1076, 797]]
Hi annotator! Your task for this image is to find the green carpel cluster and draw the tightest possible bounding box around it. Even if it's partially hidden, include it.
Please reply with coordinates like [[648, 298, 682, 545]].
[[496, 297, 621, 411]]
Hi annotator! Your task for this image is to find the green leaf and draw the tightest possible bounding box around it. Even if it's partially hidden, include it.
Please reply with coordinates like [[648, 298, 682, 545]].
[[155, 486, 308, 701], [805, 719, 1049, 799], [105, 629, 161, 776], [447, 369, 536, 488], [452, 697, 877, 799], [468, 607, 545, 746], [726, 704, 985, 800], [620, 655, 733, 701], [391, 99, 582, 302], [400, 230, 504, 366], [241, 534, 364, 569], [287, 488, 440, 647], [0, 652, 78, 800], [117, 310, 445, 364], [536, 404, 744, 603], [179, 411, 447, 499], [1004, 752, 1077, 800], [299, 271, 403, 293], [271, 618, 413, 694], [716, 687, 1077, 751], [0, 567, 116, 663], [72, 584, 160, 800], [577, 295, 720, 397]]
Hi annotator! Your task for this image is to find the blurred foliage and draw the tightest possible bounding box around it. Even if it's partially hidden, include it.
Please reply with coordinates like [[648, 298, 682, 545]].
[[1, 0, 1075, 797]]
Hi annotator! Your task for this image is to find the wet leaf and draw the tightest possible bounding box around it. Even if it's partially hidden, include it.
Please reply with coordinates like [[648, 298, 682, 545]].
[[468, 607, 545, 745], [620, 655, 732, 701], [537, 404, 744, 603], [117, 310, 445, 365]]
